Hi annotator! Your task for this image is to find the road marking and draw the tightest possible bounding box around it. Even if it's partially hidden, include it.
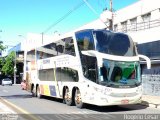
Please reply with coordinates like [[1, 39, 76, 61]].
[[2, 90, 8, 93], [0, 97, 39, 120]]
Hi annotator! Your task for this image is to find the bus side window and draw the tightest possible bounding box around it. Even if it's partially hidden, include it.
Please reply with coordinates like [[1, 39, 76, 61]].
[[65, 37, 76, 56], [83, 37, 89, 50], [81, 55, 97, 83], [101, 66, 108, 81]]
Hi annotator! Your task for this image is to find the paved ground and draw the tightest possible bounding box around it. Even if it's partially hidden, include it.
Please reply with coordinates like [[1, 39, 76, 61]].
[[0, 94, 160, 114], [0, 100, 15, 114], [142, 95, 160, 108], [0, 85, 160, 120], [0, 98, 18, 120]]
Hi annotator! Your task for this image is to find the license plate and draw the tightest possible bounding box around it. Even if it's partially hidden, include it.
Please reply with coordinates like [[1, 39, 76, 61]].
[[121, 99, 129, 104]]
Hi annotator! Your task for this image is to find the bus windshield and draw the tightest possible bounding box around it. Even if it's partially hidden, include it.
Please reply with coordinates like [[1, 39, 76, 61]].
[[94, 30, 137, 56], [99, 59, 141, 88]]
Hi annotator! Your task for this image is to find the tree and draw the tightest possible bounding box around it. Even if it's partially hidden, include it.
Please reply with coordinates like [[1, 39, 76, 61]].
[[0, 41, 6, 51], [0, 40, 7, 75], [1, 51, 15, 76], [0, 57, 5, 72]]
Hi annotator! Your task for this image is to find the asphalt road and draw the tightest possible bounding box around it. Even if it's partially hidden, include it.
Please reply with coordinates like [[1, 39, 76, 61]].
[[0, 85, 160, 120]]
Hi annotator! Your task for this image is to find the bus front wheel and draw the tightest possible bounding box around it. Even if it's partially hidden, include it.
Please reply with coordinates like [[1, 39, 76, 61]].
[[74, 89, 85, 108]]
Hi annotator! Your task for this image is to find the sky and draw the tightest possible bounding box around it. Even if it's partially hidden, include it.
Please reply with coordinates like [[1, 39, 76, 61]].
[[0, 0, 138, 48]]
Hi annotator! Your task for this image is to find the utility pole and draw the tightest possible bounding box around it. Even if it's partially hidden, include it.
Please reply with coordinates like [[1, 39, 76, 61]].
[[14, 50, 17, 84], [41, 32, 44, 45], [109, 0, 113, 30]]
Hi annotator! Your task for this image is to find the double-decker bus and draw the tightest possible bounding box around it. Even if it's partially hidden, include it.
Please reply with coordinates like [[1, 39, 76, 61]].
[[23, 29, 151, 108]]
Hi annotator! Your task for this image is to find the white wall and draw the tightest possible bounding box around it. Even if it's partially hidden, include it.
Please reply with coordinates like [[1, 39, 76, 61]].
[[110, 0, 160, 44], [114, 0, 160, 24], [21, 33, 58, 51], [128, 26, 160, 44]]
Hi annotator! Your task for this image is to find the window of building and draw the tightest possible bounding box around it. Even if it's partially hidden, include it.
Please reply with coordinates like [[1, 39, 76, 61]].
[[114, 24, 118, 31], [27, 50, 35, 62], [142, 13, 151, 29], [121, 21, 127, 32], [130, 18, 137, 31]]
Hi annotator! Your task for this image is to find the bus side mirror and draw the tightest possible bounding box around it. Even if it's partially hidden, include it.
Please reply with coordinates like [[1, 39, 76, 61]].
[[138, 54, 151, 69]]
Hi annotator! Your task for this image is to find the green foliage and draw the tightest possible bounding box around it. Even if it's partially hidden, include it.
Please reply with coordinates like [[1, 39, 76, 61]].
[[0, 41, 7, 51], [1, 51, 15, 76], [0, 57, 5, 71], [0, 40, 7, 75]]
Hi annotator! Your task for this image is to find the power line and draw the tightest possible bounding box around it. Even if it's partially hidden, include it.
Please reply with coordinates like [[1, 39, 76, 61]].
[[82, 0, 108, 27], [42, 0, 87, 34], [83, 0, 99, 16]]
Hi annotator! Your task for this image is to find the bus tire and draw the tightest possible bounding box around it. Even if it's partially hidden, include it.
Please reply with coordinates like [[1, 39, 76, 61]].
[[74, 88, 85, 108], [32, 86, 36, 97], [64, 88, 73, 106], [36, 86, 42, 99], [62, 87, 66, 104]]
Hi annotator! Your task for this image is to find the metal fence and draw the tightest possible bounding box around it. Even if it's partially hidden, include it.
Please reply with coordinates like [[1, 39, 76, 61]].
[[114, 19, 160, 32], [142, 75, 160, 96]]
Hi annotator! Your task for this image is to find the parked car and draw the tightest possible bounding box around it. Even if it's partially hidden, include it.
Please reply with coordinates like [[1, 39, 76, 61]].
[[2, 78, 12, 86], [21, 80, 27, 90]]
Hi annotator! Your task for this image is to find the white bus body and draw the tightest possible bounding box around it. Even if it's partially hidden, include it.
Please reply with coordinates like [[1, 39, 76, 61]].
[[23, 29, 150, 108]]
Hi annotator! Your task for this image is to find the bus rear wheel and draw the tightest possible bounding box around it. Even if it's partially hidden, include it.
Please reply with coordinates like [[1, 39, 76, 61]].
[[74, 89, 85, 108], [32, 86, 37, 97], [64, 88, 73, 106], [36, 86, 42, 99]]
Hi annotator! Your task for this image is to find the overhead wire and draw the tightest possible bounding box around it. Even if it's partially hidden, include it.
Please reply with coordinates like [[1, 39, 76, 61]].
[[82, 0, 108, 27], [42, 0, 87, 34], [42, 0, 109, 35]]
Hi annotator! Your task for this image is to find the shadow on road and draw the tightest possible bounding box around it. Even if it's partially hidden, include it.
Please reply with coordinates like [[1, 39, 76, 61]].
[[0, 94, 32, 99], [42, 96, 148, 113], [0, 92, 148, 113], [84, 104, 148, 113]]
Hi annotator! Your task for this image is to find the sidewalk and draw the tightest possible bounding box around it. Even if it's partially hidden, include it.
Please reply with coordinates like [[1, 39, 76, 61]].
[[141, 95, 160, 108]]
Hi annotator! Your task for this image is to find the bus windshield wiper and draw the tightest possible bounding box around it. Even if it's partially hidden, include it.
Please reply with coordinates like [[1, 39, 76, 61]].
[[134, 81, 140, 86], [106, 83, 114, 87]]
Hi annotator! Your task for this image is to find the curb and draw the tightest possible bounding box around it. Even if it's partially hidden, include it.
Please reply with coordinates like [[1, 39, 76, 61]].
[[141, 101, 160, 108]]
